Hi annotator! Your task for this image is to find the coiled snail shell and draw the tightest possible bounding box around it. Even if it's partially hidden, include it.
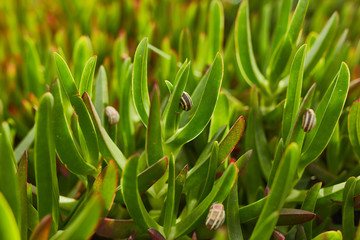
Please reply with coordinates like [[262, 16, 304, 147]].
[[180, 91, 192, 111], [302, 109, 316, 132], [205, 203, 225, 230]]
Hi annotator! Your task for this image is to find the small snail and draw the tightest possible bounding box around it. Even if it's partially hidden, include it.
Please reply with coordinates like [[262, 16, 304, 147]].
[[180, 91, 192, 111], [205, 203, 225, 230], [105, 106, 120, 125], [302, 109, 316, 132]]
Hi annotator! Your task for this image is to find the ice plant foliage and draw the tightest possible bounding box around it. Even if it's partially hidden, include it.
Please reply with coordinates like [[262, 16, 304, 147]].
[[0, 0, 360, 239]]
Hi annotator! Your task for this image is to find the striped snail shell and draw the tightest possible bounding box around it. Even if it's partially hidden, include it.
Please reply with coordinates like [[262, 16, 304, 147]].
[[205, 203, 225, 230], [180, 91, 192, 111], [302, 109, 316, 132]]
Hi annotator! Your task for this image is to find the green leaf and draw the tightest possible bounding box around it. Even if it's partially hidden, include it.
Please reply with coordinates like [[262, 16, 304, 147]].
[[54, 52, 78, 97], [83, 92, 127, 170], [17, 152, 28, 240], [95, 218, 135, 239], [51, 194, 104, 240], [300, 63, 350, 171], [24, 37, 44, 98], [238, 197, 267, 223], [0, 123, 20, 223], [0, 193, 21, 240], [50, 79, 97, 175], [164, 154, 175, 237], [209, 93, 229, 141], [147, 87, 163, 166], [173, 163, 238, 239], [132, 37, 150, 127], [121, 155, 163, 233], [282, 45, 306, 142], [29, 215, 52, 240], [179, 29, 193, 62], [252, 143, 300, 239], [348, 99, 360, 159], [250, 211, 279, 240], [34, 92, 59, 233], [267, 0, 309, 86], [234, 0, 266, 88], [94, 66, 109, 125], [165, 53, 223, 149], [79, 56, 97, 98], [72, 36, 93, 85], [162, 60, 190, 140], [301, 182, 322, 239], [199, 141, 219, 201], [207, 0, 224, 62], [342, 177, 356, 240], [312, 231, 343, 240], [268, 138, 284, 187], [93, 160, 118, 214], [14, 125, 35, 163], [304, 13, 339, 78], [226, 180, 243, 240]]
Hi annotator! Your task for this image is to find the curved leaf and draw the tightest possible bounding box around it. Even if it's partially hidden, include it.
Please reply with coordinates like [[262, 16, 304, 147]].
[[234, 0, 266, 88], [342, 177, 356, 240], [96, 218, 135, 239], [226, 180, 243, 240], [30, 215, 52, 240], [79, 56, 97, 98], [73, 36, 93, 85], [132, 38, 150, 127], [312, 231, 343, 240], [34, 93, 59, 233], [0, 193, 20, 240], [54, 52, 78, 97], [300, 63, 350, 170], [207, 0, 224, 62], [348, 99, 360, 159], [165, 53, 223, 149], [94, 66, 109, 125], [14, 125, 35, 163]]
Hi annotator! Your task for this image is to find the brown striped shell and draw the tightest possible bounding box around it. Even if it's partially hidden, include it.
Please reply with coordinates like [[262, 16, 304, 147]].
[[205, 203, 225, 230], [302, 109, 316, 132], [105, 106, 120, 125], [180, 91, 192, 111]]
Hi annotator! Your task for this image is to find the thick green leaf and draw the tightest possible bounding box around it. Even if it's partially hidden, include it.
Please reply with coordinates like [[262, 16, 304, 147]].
[[73, 36, 93, 85], [207, 0, 224, 62], [173, 163, 238, 239], [348, 99, 360, 159], [24, 37, 44, 98], [93, 160, 118, 214], [147, 87, 163, 166], [165, 53, 223, 149], [96, 218, 135, 239], [50, 79, 97, 175], [234, 0, 267, 88], [14, 125, 35, 163], [51, 194, 104, 240], [121, 155, 163, 233], [199, 141, 219, 201], [17, 152, 28, 240], [218, 115, 245, 166], [312, 231, 343, 240], [304, 13, 339, 78], [267, 0, 309, 86], [164, 154, 175, 237], [29, 215, 52, 240], [296, 226, 307, 240], [300, 63, 350, 171], [162, 60, 190, 140], [252, 143, 300, 239], [301, 182, 322, 239], [0, 193, 21, 240], [79, 56, 97, 98], [0, 123, 20, 223], [83, 92, 127, 170], [94, 65, 109, 125], [209, 92, 229, 140], [54, 52, 78, 97], [249, 211, 279, 240], [179, 29, 193, 62], [282, 45, 306, 142], [342, 177, 356, 240], [226, 180, 243, 240], [268, 138, 284, 187], [34, 92, 59, 233], [132, 38, 150, 127]]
